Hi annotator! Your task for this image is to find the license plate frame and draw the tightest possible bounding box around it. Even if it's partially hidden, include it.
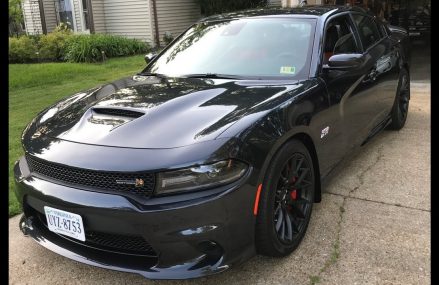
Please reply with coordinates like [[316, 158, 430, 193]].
[[44, 206, 86, 242]]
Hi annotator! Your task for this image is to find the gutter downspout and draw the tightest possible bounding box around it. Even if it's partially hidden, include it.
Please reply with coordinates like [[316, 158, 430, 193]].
[[37, 0, 47, 34], [151, 0, 160, 47], [87, 0, 95, 33]]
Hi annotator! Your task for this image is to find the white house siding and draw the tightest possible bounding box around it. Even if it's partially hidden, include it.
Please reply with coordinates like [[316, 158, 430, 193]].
[[72, 0, 84, 31], [42, 0, 58, 32], [102, 0, 154, 43], [91, 0, 106, 33], [155, 0, 201, 46], [22, 0, 43, 35]]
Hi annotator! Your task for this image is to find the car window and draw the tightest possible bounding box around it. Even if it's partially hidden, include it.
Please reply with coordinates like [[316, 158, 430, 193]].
[[353, 14, 382, 50], [323, 16, 360, 64], [374, 19, 388, 38], [145, 18, 316, 79]]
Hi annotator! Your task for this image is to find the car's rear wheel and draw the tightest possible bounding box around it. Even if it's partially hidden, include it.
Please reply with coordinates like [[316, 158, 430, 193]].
[[255, 139, 315, 257], [389, 68, 410, 130]]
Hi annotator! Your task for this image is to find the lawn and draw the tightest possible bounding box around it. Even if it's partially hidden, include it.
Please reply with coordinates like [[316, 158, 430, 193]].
[[9, 55, 146, 217]]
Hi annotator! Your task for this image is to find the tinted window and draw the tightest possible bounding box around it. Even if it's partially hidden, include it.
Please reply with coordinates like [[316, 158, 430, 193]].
[[323, 16, 359, 64], [375, 19, 388, 38], [353, 14, 382, 50], [146, 18, 316, 79]]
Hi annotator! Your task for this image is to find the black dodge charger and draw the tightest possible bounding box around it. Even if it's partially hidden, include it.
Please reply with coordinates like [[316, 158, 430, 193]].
[[15, 5, 410, 279]]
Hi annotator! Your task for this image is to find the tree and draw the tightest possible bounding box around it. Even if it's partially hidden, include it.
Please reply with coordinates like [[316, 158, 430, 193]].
[[9, 0, 24, 37]]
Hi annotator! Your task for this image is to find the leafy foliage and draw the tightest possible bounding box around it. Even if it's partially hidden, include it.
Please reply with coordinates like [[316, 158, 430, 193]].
[[9, 36, 38, 63], [162, 32, 175, 45], [197, 0, 268, 16], [64, 34, 150, 62], [9, 0, 24, 36], [38, 30, 73, 61], [9, 32, 150, 63]]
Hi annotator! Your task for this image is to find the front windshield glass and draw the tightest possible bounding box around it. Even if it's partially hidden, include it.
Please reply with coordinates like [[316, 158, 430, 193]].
[[145, 17, 317, 79]]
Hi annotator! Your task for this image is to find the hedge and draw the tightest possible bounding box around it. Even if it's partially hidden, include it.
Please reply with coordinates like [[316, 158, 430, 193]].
[[9, 31, 150, 63]]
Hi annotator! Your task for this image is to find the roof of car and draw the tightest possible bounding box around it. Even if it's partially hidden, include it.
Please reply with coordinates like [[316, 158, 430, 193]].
[[200, 5, 367, 22]]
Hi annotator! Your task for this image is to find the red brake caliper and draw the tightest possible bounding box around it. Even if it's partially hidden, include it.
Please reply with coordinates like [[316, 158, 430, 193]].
[[290, 189, 297, 200], [290, 177, 297, 200]]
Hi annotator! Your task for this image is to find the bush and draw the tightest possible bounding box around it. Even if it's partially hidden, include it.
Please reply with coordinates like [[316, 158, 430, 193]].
[[163, 31, 174, 45], [38, 30, 73, 61], [197, 0, 268, 16], [9, 36, 38, 63], [9, 32, 149, 63], [65, 34, 150, 62]]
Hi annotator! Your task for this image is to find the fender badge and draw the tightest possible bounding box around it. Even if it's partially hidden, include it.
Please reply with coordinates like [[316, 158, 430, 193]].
[[321, 126, 330, 139]]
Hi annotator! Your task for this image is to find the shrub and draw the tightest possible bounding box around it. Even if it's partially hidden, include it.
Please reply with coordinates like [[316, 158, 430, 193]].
[[65, 34, 150, 62], [197, 0, 268, 16], [38, 30, 73, 61], [9, 32, 149, 63], [54, 22, 72, 33], [163, 31, 174, 45], [9, 36, 38, 63]]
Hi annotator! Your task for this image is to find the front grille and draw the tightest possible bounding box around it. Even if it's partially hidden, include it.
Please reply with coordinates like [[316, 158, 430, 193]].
[[84, 231, 156, 255], [32, 209, 157, 256], [92, 108, 144, 118], [26, 154, 155, 198]]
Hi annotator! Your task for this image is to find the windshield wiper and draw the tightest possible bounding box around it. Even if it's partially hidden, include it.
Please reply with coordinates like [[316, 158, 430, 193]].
[[136, 72, 169, 79], [136, 72, 171, 88], [182, 73, 244, 80]]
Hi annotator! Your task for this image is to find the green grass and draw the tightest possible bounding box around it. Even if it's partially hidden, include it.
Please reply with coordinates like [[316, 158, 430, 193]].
[[9, 55, 146, 217]]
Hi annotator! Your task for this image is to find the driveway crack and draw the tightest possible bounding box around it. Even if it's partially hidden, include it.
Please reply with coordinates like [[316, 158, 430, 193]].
[[309, 197, 346, 285], [309, 145, 385, 284], [349, 145, 384, 196]]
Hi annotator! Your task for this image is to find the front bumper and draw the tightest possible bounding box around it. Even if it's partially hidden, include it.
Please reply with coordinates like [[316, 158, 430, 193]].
[[14, 157, 257, 279]]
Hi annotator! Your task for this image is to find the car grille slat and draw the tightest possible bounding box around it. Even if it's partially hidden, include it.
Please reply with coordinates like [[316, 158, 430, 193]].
[[26, 154, 155, 198]]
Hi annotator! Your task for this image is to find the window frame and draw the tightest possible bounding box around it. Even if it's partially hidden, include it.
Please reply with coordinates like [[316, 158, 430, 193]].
[[351, 12, 386, 52], [319, 12, 363, 71]]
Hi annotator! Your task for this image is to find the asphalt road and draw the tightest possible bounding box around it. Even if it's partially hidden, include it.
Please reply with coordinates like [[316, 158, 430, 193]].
[[9, 83, 430, 284]]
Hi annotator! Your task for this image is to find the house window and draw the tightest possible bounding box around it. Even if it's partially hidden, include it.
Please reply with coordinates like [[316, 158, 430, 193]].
[[57, 0, 74, 30], [82, 0, 90, 31]]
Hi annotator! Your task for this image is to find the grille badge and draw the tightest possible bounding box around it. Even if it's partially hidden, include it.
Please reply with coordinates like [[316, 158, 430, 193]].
[[115, 178, 145, 187]]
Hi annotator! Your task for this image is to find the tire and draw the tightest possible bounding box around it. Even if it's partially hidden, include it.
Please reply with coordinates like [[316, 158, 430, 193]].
[[388, 68, 410, 130], [255, 139, 315, 257]]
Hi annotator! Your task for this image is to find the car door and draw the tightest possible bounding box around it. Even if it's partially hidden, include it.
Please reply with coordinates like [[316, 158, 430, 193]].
[[318, 13, 379, 172], [351, 13, 400, 135]]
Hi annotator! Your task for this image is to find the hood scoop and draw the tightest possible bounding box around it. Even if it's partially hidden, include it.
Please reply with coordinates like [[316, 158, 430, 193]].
[[56, 107, 146, 141], [92, 107, 144, 118]]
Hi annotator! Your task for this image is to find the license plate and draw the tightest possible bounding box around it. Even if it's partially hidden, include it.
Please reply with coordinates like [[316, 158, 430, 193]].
[[409, 32, 421, 36], [44, 206, 85, 242]]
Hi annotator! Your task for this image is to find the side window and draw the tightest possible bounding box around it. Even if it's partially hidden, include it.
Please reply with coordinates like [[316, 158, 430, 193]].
[[323, 16, 360, 64], [353, 14, 382, 50], [375, 20, 388, 38]]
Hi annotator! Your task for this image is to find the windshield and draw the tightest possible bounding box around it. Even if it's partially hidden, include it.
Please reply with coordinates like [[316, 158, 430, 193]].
[[145, 18, 317, 79]]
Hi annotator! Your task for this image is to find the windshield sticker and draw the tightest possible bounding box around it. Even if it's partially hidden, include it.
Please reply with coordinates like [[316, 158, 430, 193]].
[[280, 66, 295, 75]]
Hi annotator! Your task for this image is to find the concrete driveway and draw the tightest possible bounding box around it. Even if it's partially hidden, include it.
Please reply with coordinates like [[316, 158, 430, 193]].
[[9, 80, 430, 283]]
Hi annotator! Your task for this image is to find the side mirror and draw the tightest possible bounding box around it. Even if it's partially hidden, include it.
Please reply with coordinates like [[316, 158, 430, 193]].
[[144, 52, 158, 64], [324, 53, 363, 70]]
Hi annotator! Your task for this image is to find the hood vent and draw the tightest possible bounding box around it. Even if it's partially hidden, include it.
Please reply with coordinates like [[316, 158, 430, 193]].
[[92, 108, 144, 118]]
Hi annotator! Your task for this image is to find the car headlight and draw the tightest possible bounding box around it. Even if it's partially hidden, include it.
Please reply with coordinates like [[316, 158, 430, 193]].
[[156, 159, 248, 195]]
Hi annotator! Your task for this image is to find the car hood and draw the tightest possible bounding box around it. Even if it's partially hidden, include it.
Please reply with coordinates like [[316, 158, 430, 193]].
[[27, 76, 306, 149]]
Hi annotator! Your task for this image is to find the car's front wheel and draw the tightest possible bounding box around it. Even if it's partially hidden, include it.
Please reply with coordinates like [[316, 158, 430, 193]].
[[255, 139, 315, 256]]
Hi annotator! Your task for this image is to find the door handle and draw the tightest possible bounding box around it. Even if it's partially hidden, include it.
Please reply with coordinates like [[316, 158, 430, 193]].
[[363, 68, 377, 83]]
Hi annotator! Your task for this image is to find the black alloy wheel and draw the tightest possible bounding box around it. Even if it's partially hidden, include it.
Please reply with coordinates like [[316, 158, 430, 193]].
[[274, 153, 314, 244], [256, 139, 315, 257]]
